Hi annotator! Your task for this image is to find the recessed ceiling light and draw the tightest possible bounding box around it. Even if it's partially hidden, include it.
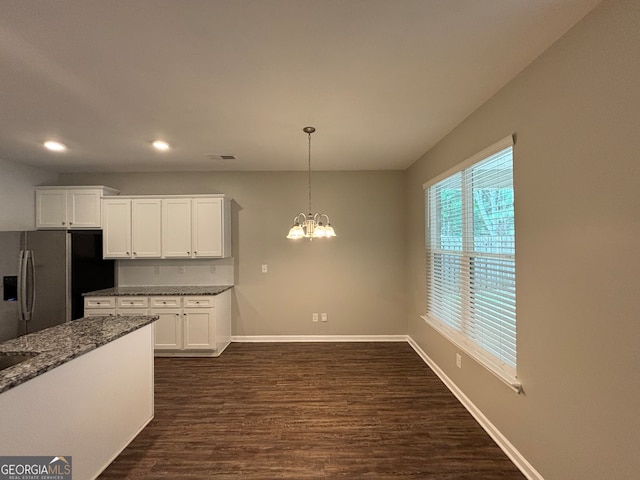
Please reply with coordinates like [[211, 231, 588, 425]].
[[43, 140, 67, 152], [152, 140, 170, 151]]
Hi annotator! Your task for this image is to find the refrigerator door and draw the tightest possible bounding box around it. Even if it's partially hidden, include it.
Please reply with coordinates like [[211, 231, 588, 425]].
[[0, 231, 22, 342], [23, 230, 69, 334], [70, 231, 115, 320]]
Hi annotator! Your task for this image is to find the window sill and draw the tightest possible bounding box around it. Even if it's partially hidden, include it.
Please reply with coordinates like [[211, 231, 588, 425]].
[[421, 315, 522, 394]]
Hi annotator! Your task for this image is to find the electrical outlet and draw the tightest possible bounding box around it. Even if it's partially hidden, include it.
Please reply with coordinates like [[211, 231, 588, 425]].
[[312, 313, 319, 323], [321, 313, 328, 322], [456, 353, 462, 369], [261, 264, 268, 273], [154, 266, 160, 275], [178, 266, 185, 274]]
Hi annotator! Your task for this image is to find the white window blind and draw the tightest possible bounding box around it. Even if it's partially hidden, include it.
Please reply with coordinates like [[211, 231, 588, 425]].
[[423, 136, 519, 391]]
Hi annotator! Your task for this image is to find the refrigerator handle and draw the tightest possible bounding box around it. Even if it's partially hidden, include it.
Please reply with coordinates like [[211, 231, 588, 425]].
[[18, 250, 25, 321], [18, 250, 24, 321], [27, 250, 36, 320]]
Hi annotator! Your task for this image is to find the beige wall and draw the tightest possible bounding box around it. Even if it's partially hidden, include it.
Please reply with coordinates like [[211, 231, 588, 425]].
[[405, 0, 640, 479], [0, 158, 58, 231], [60, 170, 407, 337]]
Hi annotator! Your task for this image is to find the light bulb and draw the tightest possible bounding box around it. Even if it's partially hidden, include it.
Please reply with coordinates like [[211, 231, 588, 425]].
[[325, 224, 336, 237], [44, 141, 67, 152], [152, 140, 171, 151]]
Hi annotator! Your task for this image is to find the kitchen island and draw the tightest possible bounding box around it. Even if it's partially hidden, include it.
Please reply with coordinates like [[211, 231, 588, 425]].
[[0, 315, 157, 480]]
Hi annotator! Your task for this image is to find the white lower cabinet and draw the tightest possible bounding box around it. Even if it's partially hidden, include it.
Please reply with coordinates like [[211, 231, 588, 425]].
[[84, 296, 148, 317], [151, 295, 226, 355], [116, 296, 149, 316], [84, 291, 231, 356], [150, 296, 182, 350], [84, 296, 116, 317], [183, 307, 214, 349]]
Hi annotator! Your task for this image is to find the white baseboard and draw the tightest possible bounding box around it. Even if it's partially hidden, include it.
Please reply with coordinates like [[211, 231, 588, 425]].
[[231, 334, 408, 343], [406, 337, 543, 480]]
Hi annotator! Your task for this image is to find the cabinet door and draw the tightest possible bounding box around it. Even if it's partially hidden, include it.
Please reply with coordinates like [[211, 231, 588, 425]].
[[102, 199, 132, 258], [132, 199, 162, 258], [192, 198, 223, 257], [67, 190, 102, 228], [183, 308, 215, 349], [151, 308, 182, 350], [162, 199, 192, 258], [36, 190, 67, 228]]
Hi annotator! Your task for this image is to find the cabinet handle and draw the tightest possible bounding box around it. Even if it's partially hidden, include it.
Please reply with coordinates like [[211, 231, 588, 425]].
[[69, 222, 73, 225], [133, 251, 137, 255], [162, 301, 167, 304], [126, 252, 130, 255], [187, 251, 191, 255], [194, 251, 198, 254], [62, 222, 66, 225]]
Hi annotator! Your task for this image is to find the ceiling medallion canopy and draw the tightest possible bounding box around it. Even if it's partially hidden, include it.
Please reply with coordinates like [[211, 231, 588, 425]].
[[286, 127, 336, 240]]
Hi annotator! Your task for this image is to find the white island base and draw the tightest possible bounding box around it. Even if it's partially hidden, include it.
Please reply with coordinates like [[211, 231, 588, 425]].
[[0, 324, 154, 480]]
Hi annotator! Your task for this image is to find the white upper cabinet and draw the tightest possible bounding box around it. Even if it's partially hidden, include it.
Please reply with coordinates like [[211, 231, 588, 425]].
[[102, 195, 231, 259], [102, 198, 132, 258], [36, 190, 66, 228], [132, 199, 162, 258], [162, 198, 193, 258], [36, 186, 119, 229], [192, 197, 226, 258]]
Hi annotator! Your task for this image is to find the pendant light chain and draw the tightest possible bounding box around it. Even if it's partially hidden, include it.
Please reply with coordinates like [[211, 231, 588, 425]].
[[307, 130, 312, 215]]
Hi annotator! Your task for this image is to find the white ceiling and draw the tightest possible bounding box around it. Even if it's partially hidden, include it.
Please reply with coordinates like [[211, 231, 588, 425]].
[[0, 0, 601, 173]]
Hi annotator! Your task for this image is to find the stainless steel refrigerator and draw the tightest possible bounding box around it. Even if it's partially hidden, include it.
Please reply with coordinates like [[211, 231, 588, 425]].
[[0, 230, 115, 342]]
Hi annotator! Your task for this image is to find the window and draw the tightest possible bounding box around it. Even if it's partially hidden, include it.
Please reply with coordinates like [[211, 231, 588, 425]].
[[423, 136, 519, 391]]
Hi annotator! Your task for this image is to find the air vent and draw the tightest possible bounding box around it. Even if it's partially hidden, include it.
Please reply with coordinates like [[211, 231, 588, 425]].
[[204, 154, 236, 161]]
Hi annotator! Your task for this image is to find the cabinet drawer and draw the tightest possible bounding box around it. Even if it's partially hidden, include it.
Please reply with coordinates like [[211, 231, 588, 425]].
[[117, 296, 149, 308], [84, 297, 116, 309], [150, 296, 181, 308], [84, 308, 116, 317], [183, 296, 214, 308]]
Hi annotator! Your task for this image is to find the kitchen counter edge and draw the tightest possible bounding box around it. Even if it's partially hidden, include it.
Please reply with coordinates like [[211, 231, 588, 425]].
[[83, 285, 233, 296], [0, 315, 158, 394]]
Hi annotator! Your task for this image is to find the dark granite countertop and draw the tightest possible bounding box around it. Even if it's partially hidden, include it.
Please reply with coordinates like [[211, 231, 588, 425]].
[[0, 315, 157, 394], [83, 285, 233, 296]]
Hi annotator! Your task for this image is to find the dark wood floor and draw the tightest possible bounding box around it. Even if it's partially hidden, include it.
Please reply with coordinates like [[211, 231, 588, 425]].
[[99, 342, 525, 479]]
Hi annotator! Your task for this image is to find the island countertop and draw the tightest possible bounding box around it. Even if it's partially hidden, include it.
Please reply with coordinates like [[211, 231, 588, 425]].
[[83, 285, 233, 296], [0, 315, 157, 394]]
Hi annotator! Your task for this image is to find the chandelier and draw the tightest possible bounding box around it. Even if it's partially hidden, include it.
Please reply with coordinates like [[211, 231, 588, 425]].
[[286, 126, 336, 240]]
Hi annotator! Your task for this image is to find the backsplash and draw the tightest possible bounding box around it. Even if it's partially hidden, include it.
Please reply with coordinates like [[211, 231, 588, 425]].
[[117, 258, 234, 287]]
